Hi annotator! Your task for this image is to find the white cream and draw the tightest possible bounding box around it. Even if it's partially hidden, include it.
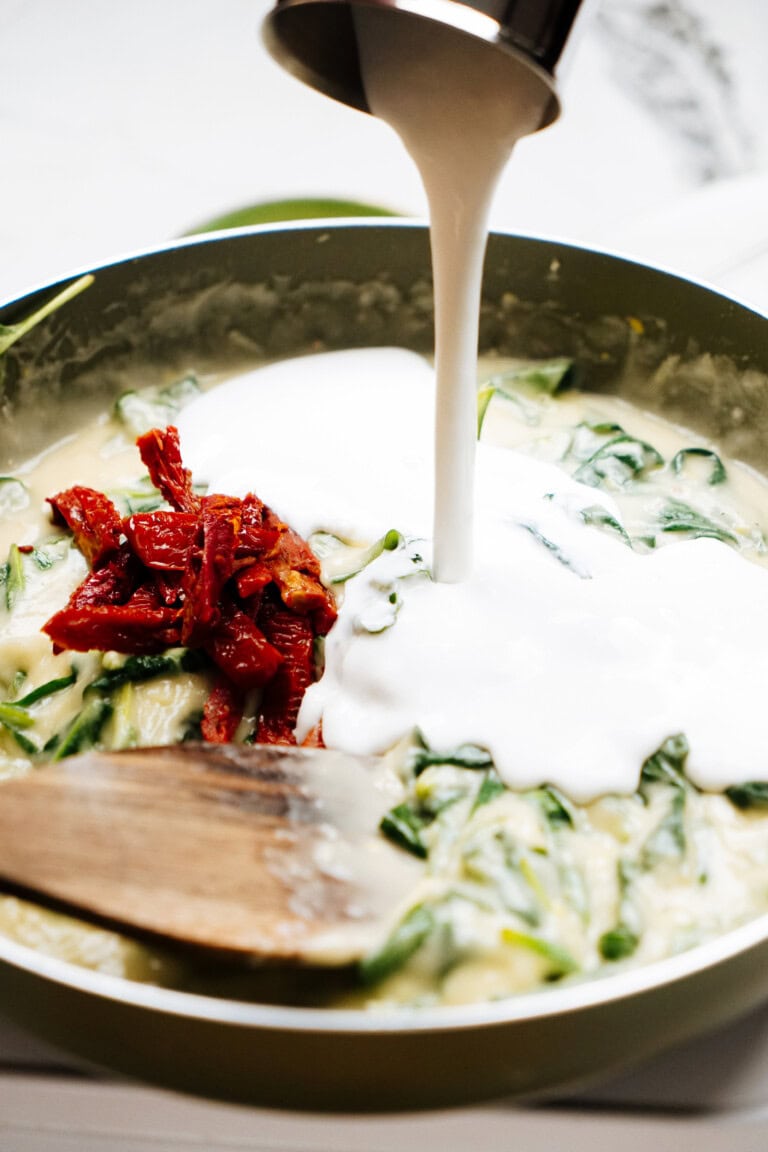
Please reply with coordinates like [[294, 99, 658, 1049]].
[[352, 9, 550, 581], [177, 347, 435, 542], [179, 349, 768, 801]]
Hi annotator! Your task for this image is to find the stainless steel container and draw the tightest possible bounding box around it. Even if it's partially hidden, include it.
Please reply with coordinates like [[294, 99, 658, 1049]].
[[263, 0, 590, 128], [0, 222, 767, 1110]]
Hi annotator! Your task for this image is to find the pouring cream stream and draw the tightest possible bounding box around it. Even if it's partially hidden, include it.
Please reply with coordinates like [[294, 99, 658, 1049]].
[[353, 11, 551, 581]]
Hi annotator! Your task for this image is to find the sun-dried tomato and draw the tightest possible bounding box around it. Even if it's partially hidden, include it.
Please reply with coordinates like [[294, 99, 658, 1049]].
[[44, 603, 182, 655], [152, 570, 185, 607], [42, 425, 337, 747], [47, 486, 123, 568], [137, 425, 200, 514], [266, 521, 337, 633], [255, 598, 315, 745], [181, 495, 241, 646], [235, 562, 274, 601], [65, 548, 136, 610], [201, 677, 244, 744], [205, 605, 283, 689], [125, 511, 197, 570]]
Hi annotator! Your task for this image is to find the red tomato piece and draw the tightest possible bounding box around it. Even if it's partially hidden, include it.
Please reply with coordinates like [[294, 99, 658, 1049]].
[[137, 425, 200, 514], [47, 486, 123, 568], [201, 678, 244, 744], [256, 601, 315, 745], [42, 425, 338, 748], [125, 511, 198, 570], [181, 495, 241, 645], [43, 603, 182, 654], [66, 547, 137, 609], [206, 607, 283, 689], [235, 562, 273, 600]]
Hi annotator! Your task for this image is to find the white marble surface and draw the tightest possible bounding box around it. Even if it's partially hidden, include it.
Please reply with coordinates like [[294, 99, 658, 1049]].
[[1, 0, 768, 1145]]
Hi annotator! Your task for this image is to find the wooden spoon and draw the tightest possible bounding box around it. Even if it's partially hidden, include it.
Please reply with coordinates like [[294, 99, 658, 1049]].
[[0, 744, 421, 963]]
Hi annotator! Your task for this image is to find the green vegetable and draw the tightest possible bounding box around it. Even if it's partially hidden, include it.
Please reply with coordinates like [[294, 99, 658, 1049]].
[[50, 697, 113, 760], [354, 588, 403, 634], [380, 803, 429, 858], [14, 670, 77, 707], [599, 861, 642, 961], [111, 683, 138, 750], [640, 733, 690, 792], [0, 274, 94, 358], [108, 476, 164, 515], [0, 703, 35, 731], [180, 709, 204, 742], [530, 785, 575, 829], [477, 358, 573, 434], [657, 499, 737, 545], [599, 925, 639, 961], [359, 904, 435, 985], [476, 386, 496, 436], [520, 523, 589, 578], [574, 434, 663, 489], [10, 730, 39, 756], [671, 448, 726, 486], [569, 421, 623, 461], [114, 374, 202, 437], [501, 927, 578, 978], [4, 544, 25, 611], [472, 771, 506, 812], [725, 781, 768, 811], [30, 547, 56, 570], [642, 788, 687, 867], [409, 740, 494, 776], [0, 478, 30, 515], [323, 529, 402, 584], [579, 505, 632, 547], [462, 832, 542, 926], [85, 651, 204, 694]]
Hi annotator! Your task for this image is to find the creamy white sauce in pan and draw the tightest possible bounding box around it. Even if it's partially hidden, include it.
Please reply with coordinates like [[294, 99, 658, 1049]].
[[179, 349, 768, 801], [3, 351, 768, 1006]]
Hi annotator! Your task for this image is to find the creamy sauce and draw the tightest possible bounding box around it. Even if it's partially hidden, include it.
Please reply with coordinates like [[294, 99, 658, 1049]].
[[4, 359, 768, 1002], [352, 10, 550, 581], [179, 349, 768, 801]]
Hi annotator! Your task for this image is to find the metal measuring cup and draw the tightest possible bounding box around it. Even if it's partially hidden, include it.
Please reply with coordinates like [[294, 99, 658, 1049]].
[[263, 0, 590, 129]]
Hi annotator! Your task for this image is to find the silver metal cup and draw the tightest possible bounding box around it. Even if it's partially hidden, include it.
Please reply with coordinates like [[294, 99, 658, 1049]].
[[263, 0, 589, 128]]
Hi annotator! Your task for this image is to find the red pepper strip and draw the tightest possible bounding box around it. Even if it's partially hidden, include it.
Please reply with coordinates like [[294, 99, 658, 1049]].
[[205, 606, 283, 688], [256, 600, 315, 745], [181, 495, 241, 646], [137, 426, 200, 514], [125, 511, 198, 570], [201, 677, 244, 743], [47, 486, 123, 568], [43, 604, 182, 655]]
